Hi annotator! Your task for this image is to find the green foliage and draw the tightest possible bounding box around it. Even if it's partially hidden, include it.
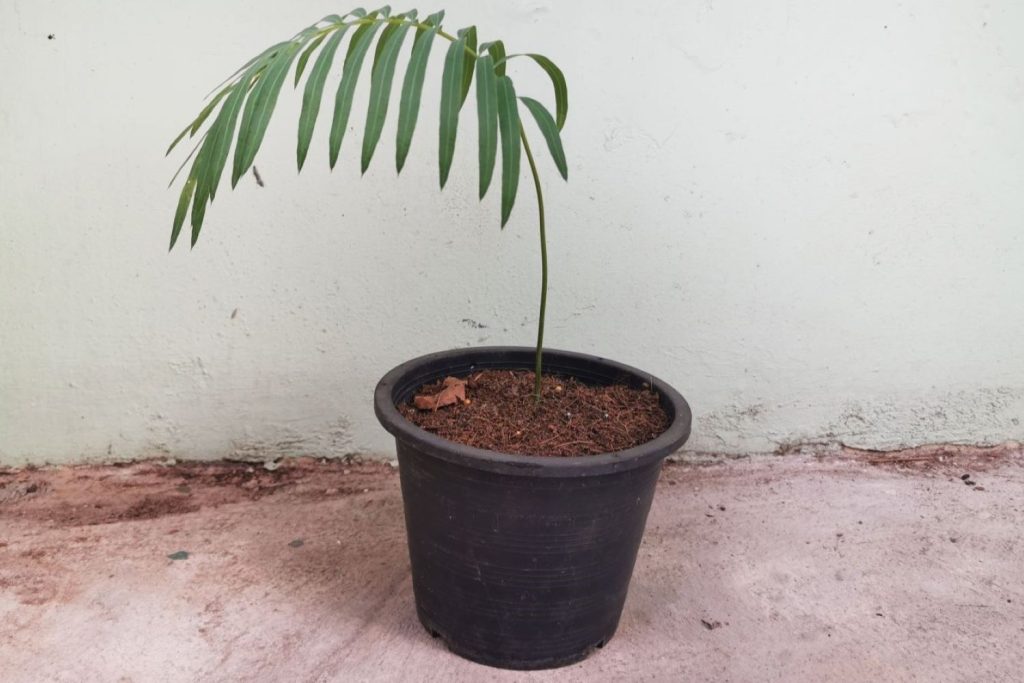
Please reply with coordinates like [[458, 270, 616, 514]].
[[395, 11, 443, 172], [297, 29, 348, 170], [166, 8, 569, 401], [437, 33, 466, 189], [519, 97, 566, 181], [166, 7, 569, 250], [474, 53, 498, 199], [329, 10, 386, 170], [495, 76, 521, 227]]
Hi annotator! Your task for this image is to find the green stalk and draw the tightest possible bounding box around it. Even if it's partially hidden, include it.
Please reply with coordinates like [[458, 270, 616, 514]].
[[337, 15, 550, 401], [519, 124, 547, 403]]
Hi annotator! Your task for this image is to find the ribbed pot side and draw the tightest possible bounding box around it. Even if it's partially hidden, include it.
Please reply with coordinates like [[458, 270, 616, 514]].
[[375, 347, 692, 670]]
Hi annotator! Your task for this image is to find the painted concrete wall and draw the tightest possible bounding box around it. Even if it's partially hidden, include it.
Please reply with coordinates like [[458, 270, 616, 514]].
[[1, 0, 1022, 466]]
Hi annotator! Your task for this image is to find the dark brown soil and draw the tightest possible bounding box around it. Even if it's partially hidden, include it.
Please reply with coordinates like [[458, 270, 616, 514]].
[[399, 370, 670, 457]]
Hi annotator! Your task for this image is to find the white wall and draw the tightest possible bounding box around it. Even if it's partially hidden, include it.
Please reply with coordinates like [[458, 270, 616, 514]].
[[2, 0, 1022, 465]]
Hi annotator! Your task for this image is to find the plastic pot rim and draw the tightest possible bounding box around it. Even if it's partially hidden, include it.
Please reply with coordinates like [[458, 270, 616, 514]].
[[374, 346, 692, 478]]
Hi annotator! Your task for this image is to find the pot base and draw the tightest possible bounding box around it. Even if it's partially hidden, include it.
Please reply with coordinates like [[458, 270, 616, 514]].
[[418, 608, 615, 670]]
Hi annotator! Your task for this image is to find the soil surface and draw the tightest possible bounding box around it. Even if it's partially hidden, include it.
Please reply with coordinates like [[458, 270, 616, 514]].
[[399, 370, 669, 456], [1, 444, 1022, 682]]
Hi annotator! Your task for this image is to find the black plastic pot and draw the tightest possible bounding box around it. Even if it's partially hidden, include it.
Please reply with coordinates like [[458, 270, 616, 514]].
[[374, 347, 692, 670]]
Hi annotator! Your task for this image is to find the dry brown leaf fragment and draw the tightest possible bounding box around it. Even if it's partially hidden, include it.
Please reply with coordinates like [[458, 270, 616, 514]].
[[413, 377, 468, 411]]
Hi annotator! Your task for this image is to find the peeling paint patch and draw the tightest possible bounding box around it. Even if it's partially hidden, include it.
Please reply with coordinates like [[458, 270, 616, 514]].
[[693, 386, 1024, 455], [230, 418, 354, 461], [825, 387, 1024, 451]]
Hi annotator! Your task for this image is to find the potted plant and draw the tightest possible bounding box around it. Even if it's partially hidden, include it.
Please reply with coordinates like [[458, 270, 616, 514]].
[[167, 7, 691, 670]]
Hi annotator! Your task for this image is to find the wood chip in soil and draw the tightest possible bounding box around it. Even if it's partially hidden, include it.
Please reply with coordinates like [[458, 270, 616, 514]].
[[399, 369, 669, 457]]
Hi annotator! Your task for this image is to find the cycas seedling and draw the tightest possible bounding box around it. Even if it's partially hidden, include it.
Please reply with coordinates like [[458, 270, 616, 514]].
[[167, 7, 568, 401]]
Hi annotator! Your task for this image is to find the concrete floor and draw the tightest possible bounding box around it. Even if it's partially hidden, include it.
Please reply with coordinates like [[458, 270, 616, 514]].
[[1, 444, 1022, 682]]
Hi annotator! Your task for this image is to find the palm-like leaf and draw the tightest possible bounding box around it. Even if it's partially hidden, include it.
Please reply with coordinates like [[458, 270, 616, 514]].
[[475, 54, 498, 199], [495, 76, 521, 227], [166, 86, 232, 156], [329, 11, 387, 169], [232, 41, 303, 187], [525, 53, 567, 130], [519, 96, 567, 180], [499, 53, 567, 130], [297, 27, 349, 170], [395, 11, 444, 172], [437, 34, 466, 188], [487, 40, 507, 77], [457, 26, 477, 105], [361, 11, 416, 172], [167, 7, 572, 399], [167, 7, 569, 237], [294, 33, 328, 87]]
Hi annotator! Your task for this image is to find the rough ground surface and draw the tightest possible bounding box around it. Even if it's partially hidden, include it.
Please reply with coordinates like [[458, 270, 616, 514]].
[[1, 445, 1022, 682]]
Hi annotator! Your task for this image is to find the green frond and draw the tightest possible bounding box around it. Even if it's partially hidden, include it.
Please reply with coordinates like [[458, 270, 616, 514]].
[[519, 96, 567, 180], [487, 40, 507, 77], [500, 53, 567, 129], [232, 41, 302, 187], [438, 34, 466, 188], [457, 26, 477, 105], [165, 8, 569, 247], [294, 33, 328, 87], [297, 27, 349, 170], [361, 11, 416, 173], [395, 11, 444, 172], [329, 11, 386, 169], [475, 54, 498, 199], [495, 75, 521, 227]]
